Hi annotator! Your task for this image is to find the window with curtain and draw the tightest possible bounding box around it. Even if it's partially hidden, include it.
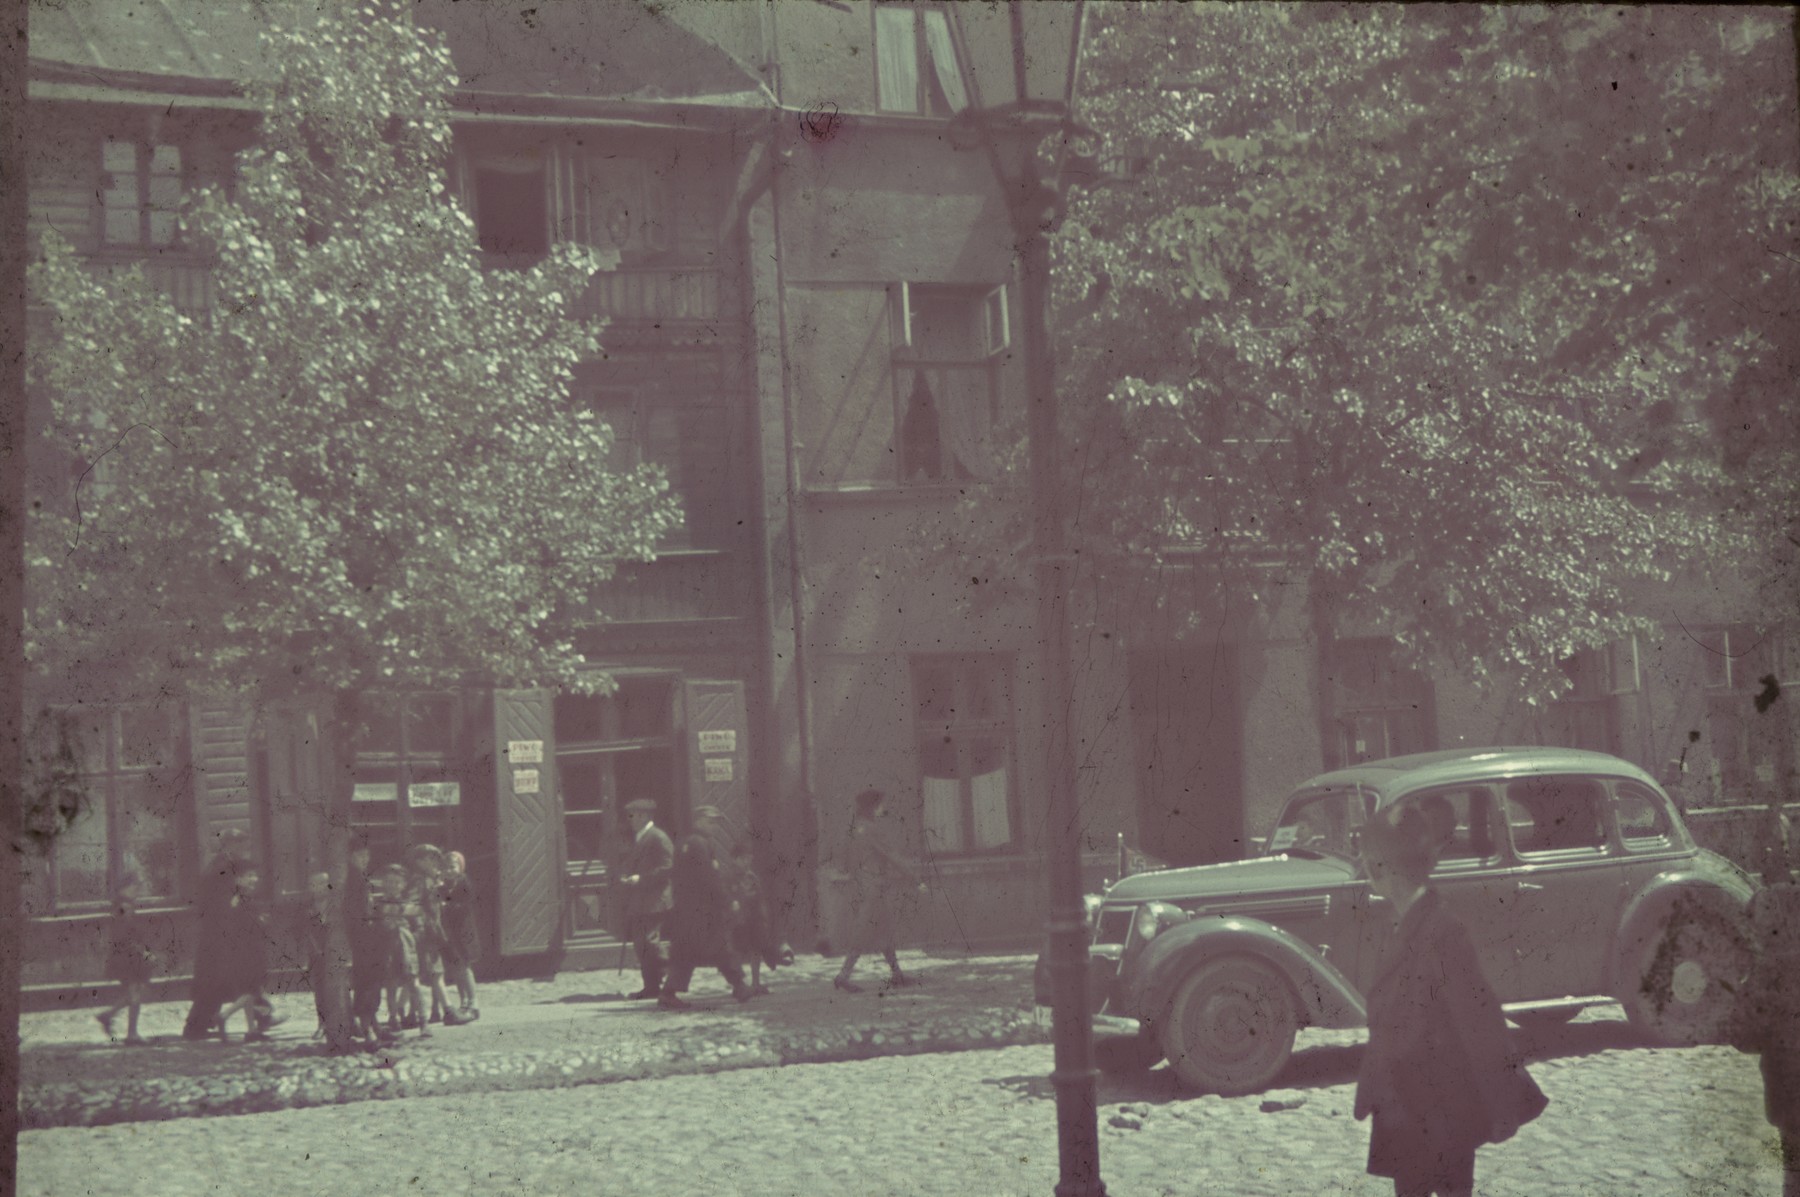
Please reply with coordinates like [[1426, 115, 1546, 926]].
[[891, 282, 1009, 483], [22, 705, 189, 916], [100, 139, 183, 248], [1325, 639, 1436, 767], [913, 655, 1018, 855], [874, 4, 967, 115]]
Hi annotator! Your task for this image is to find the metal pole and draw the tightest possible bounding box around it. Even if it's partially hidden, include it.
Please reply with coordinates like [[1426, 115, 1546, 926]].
[[1011, 154, 1108, 1197]]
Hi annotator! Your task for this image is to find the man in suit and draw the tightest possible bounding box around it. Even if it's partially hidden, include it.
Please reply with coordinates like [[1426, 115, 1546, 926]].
[[620, 798, 673, 1000]]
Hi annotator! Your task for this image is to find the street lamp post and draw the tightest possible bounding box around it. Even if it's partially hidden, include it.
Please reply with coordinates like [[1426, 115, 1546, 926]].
[[950, 6, 1105, 1195]]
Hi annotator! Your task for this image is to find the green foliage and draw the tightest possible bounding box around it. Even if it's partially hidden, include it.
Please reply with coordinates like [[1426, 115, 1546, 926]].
[[1022, 3, 1798, 700], [27, 0, 681, 699]]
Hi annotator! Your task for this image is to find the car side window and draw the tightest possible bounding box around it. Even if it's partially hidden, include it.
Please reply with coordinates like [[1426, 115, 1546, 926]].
[[1614, 781, 1674, 850], [1503, 775, 1611, 856], [1392, 786, 1502, 869]]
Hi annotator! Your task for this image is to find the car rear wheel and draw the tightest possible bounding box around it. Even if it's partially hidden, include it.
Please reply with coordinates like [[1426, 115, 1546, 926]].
[[1160, 956, 1297, 1095], [1624, 906, 1750, 1046]]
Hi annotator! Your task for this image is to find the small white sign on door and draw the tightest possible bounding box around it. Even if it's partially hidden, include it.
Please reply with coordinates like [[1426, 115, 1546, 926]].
[[698, 730, 736, 754], [353, 782, 398, 803], [703, 757, 734, 783], [409, 781, 462, 808], [507, 739, 544, 764], [513, 768, 541, 794]]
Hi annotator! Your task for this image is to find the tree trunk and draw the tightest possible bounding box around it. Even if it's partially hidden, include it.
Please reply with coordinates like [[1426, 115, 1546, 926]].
[[315, 690, 362, 1053], [1309, 593, 1341, 772]]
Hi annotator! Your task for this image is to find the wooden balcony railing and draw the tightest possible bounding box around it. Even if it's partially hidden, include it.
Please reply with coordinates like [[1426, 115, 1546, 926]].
[[574, 266, 722, 324], [586, 549, 749, 625]]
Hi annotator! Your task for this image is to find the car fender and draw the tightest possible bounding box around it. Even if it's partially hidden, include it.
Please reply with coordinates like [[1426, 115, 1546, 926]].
[[1607, 856, 1757, 995], [1129, 914, 1367, 1032]]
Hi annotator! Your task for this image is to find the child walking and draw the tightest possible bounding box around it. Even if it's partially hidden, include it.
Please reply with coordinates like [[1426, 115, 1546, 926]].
[[373, 864, 430, 1039], [97, 872, 154, 1046]]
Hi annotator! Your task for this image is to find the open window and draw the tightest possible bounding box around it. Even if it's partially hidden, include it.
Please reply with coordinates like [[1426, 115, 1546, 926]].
[[891, 281, 1010, 483], [874, 4, 968, 115]]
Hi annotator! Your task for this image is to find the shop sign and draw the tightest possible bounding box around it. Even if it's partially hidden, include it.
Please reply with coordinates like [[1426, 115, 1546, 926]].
[[703, 757, 734, 783], [698, 729, 736, 755], [410, 781, 461, 808], [353, 782, 398, 803], [507, 739, 544, 764], [513, 768, 541, 795]]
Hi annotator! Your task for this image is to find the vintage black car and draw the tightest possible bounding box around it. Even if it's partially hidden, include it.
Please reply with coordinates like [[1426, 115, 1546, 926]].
[[1036, 747, 1759, 1095]]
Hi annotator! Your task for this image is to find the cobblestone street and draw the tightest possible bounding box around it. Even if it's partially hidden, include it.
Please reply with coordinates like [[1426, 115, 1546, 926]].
[[20, 1008, 1781, 1196]]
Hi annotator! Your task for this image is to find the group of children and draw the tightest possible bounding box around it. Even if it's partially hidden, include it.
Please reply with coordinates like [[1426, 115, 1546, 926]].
[[98, 836, 480, 1049]]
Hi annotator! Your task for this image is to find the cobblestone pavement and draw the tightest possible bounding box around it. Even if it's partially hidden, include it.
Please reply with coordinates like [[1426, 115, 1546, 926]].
[[19, 1007, 1782, 1197], [20, 952, 1045, 1127]]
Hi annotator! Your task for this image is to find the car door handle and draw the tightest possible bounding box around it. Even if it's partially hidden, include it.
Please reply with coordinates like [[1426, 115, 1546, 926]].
[[1516, 881, 1545, 893]]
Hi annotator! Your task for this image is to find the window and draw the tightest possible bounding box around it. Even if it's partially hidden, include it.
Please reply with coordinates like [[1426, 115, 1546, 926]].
[[1391, 786, 1503, 868], [874, 4, 967, 115], [352, 693, 462, 866], [24, 705, 188, 914], [1539, 638, 1635, 755], [463, 145, 667, 263], [1614, 781, 1674, 850], [913, 655, 1017, 854], [1698, 624, 1798, 802], [100, 139, 183, 248], [1503, 776, 1610, 856], [471, 152, 551, 259], [891, 282, 1010, 483], [1324, 639, 1435, 767], [576, 382, 692, 546]]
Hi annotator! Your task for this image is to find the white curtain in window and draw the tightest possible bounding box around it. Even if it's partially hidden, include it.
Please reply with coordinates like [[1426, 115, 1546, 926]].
[[970, 767, 1010, 849], [931, 366, 1003, 480], [876, 6, 920, 111], [922, 10, 968, 112], [922, 776, 964, 853]]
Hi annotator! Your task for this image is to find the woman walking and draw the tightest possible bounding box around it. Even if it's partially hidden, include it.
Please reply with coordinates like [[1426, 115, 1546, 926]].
[[1354, 808, 1547, 1197], [833, 788, 925, 994], [439, 850, 482, 1022]]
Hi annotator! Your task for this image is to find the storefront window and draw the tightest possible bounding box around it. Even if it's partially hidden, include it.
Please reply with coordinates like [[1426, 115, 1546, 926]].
[[353, 692, 463, 865]]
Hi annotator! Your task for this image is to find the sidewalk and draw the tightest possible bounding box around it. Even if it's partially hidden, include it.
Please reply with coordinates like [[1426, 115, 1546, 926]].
[[18, 952, 1045, 1130]]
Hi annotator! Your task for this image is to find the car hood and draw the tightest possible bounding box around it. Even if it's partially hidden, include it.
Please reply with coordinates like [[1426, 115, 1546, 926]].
[[1102, 853, 1357, 905]]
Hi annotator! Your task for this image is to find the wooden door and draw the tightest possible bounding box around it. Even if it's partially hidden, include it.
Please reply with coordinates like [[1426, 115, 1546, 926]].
[[682, 679, 749, 844], [493, 689, 561, 957]]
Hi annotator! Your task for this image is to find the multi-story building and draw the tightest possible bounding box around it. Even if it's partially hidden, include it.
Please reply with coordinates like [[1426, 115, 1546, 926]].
[[23, 0, 1794, 997]]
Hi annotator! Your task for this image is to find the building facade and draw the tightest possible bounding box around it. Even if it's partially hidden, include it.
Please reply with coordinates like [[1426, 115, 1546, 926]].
[[23, 1, 1796, 994]]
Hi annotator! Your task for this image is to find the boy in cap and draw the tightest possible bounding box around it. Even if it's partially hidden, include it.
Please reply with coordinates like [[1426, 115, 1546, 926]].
[[619, 799, 673, 999]]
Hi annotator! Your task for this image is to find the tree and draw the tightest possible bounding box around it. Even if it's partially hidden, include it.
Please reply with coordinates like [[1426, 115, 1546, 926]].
[[927, 4, 1797, 708], [26, 0, 681, 1049]]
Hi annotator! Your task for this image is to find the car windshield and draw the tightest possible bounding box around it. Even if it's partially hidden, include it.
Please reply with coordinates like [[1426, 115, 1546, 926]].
[[1265, 785, 1373, 859]]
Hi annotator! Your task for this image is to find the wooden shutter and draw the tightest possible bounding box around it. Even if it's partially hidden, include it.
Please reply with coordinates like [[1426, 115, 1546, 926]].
[[188, 700, 253, 852], [683, 679, 750, 842], [494, 688, 561, 956], [260, 700, 322, 897]]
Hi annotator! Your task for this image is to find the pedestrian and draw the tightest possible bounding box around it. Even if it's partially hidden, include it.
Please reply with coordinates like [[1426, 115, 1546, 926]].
[[1354, 808, 1547, 1197], [345, 835, 390, 1046], [213, 865, 284, 1043], [657, 807, 752, 1010], [438, 849, 482, 1022], [298, 870, 335, 1039], [373, 863, 431, 1039], [406, 844, 460, 1025], [97, 870, 154, 1046], [620, 798, 673, 1000], [833, 788, 925, 994], [728, 839, 794, 997], [1730, 810, 1800, 1197], [181, 828, 252, 1040]]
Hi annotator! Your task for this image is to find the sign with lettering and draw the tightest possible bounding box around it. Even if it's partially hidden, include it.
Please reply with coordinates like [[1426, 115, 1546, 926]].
[[353, 782, 398, 803], [703, 757, 734, 783], [410, 781, 462, 808], [513, 769, 540, 795], [507, 740, 544, 764], [698, 729, 736, 755]]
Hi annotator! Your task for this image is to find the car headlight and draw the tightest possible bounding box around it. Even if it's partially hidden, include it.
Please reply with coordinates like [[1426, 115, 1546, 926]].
[[1082, 894, 1103, 929], [1132, 900, 1185, 944]]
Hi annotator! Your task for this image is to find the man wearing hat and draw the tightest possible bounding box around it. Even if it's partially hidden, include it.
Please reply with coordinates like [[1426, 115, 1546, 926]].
[[620, 799, 673, 1000]]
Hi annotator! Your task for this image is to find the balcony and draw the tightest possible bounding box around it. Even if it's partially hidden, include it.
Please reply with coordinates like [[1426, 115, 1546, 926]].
[[585, 548, 750, 626], [576, 265, 721, 325], [86, 254, 215, 317]]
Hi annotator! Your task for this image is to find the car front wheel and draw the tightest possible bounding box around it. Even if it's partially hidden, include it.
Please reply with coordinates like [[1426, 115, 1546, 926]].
[[1624, 905, 1750, 1046], [1160, 956, 1298, 1095]]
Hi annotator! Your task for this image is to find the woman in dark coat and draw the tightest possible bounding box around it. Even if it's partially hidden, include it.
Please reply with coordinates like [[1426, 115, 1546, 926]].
[[656, 809, 750, 1010], [1355, 809, 1547, 1197], [181, 829, 252, 1040], [1732, 814, 1800, 1197]]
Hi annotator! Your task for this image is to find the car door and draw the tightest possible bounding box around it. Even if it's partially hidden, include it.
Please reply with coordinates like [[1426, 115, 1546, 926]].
[[1367, 785, 1523, 998], [1499, 773, 1627, 998]]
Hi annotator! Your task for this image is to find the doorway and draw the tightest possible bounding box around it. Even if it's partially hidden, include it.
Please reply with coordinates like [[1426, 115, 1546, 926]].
[[1128, 646, 1246, 866]]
